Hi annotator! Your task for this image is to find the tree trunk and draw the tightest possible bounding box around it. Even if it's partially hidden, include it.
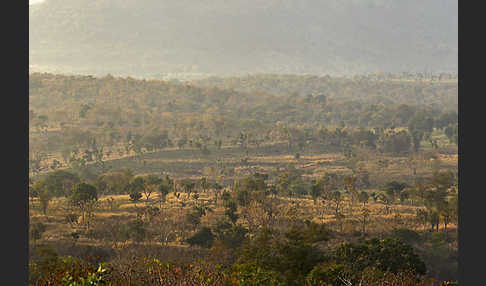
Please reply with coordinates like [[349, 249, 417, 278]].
[[81, 208, 87, 230], [362, 218, 366, 236]]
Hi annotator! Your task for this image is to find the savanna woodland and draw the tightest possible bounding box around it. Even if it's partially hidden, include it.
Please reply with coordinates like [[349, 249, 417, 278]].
[[28, 72, 458, 285]]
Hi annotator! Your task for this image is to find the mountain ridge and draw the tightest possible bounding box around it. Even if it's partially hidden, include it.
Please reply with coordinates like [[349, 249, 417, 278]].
[[29, 0, 457, 78]]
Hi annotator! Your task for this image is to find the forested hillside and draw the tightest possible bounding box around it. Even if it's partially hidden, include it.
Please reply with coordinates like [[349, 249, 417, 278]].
[[29, 72, 459, 285], [193, 73, 458, 110], [30, 73, 457, 181]]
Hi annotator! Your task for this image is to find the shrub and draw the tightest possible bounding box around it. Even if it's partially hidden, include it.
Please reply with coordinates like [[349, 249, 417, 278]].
[[306, 261, 351, 286], [61, 263, 109, 286], [186, 227, 215, 248], [332, 238, 427, 279], [230, 262, 284, 286], [389, 228, 421, 244], [359, 268, 438, 286], [120, 219, 147, 243], [30, 222, 47, 244], [31, 246, 60, 276], [237, 227, 326, 286], [129, 191, 142, 204], [29, 252, 107, 286], [70, 182, 98, 208], [213, 221, 248, 249]]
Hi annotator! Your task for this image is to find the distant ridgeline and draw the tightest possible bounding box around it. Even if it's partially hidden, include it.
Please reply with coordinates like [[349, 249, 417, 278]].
[[28, 73, 457, 136], [30, 0, 457, 77], [29, 73, 457, 177]]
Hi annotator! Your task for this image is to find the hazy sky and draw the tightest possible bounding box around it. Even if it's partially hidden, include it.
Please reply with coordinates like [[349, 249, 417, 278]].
[[29, 0, 45, 5], [29, 0, 457, 77]]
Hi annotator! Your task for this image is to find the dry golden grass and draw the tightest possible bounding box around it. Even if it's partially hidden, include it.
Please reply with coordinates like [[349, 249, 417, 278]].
[[29, 187, 457, 250], [29, 143, 457, 250]]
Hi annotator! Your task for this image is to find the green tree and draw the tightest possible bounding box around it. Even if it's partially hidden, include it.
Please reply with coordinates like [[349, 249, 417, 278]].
[[30, 222, 47, 246], [200, 176, 210, 193], [212, 182, 224, 206], [439, 200, 454, 233], [378, 193, 393, 214], [306, 261, 350, 286], [129, 191, 142, 206], [288, 182, 307, 199], [436, 111, 457, 130], [332, 238, 426, 279], [351, 128, 378, 149], [180, 179, 196, 201], [310, 182, 324, 217], [213, 221, 248, 249], [389, 228, 421, 245], [343, 175, 358, 206], [444, 124, 458, 145], [358, 191, 369, 207], [408, 111, 434, 152], [381, 181, 408, 205], [310, 183, 322, 205], [233, 180, 251, 207], [393, 104, 415, 126], [70, 182, 98, 207], [416, 209, 429, 233], [69, 182, 98, 231], [61, 262, 109, 286], [381, 130, 412, 154], [143, 175, 162, 201], [32, 180, 53, 215], [277, 172, 291, 196], [428, 210, 440, 232], [330, 191, 343, 215], [186, 227, 215, 248], [97, 169, 133, 195], [39, 170, 81, 197], [128, 177, 145, 206], [230, 262, 284, 286], [157, 182, 170, 208], [120, 219, 147, 243], [237, 226, 327, 286], [224, 200, 239, 225], [448, 194, 458, 227]]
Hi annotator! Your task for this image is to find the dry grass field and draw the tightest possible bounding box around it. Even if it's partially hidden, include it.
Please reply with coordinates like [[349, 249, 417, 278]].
[[29, 184, 457, 249], [29, 136, 458, 284]]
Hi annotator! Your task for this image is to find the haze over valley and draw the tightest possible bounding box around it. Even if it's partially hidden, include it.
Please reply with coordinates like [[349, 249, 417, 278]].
[[30, 0, 457, 79]]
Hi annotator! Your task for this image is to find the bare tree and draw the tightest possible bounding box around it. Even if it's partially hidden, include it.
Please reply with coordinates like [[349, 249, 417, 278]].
[[152, 209, 178, 246]]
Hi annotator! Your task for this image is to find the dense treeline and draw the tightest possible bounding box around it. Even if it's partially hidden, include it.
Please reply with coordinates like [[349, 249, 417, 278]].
[[29, 73, 457, 177], [30, 236, 446, 285], [193, 73, 457, 111]]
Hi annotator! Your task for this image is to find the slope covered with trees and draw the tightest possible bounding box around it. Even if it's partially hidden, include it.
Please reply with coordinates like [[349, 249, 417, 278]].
[[29, 72, 458, 285], [29, 73, 457, 178]]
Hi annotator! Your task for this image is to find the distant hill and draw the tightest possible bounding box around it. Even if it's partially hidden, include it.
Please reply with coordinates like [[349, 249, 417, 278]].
[[29, 0, 457, 78]]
